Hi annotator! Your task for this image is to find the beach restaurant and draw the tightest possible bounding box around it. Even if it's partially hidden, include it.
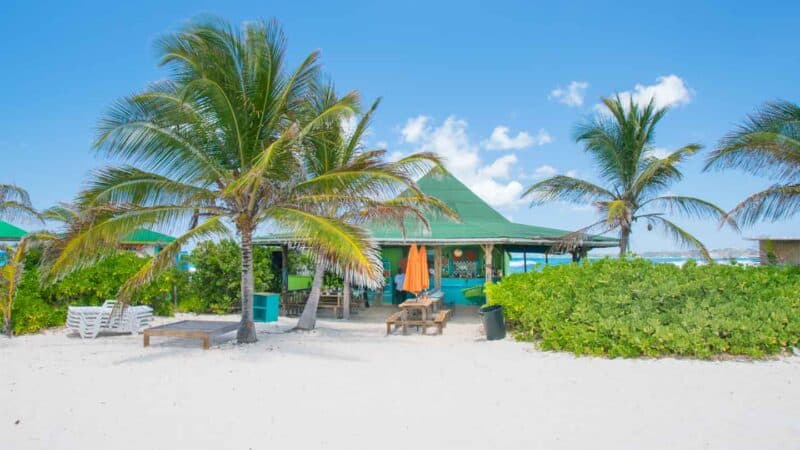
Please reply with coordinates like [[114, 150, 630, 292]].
[[256, 170, 618, 306]]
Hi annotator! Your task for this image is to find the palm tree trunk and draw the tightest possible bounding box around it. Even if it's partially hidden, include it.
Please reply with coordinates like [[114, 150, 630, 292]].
[[342, 272, 351, 320], [619, 226, 631, 257], [297, 260, 325, 330], [237, 226, 257, 343], [3, 314, 12, 338], [2, 292, 12, 337]]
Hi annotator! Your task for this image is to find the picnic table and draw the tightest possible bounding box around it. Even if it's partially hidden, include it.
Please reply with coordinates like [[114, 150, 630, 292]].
[[143, 320, 239, 349], [398, 297, 437, 321]]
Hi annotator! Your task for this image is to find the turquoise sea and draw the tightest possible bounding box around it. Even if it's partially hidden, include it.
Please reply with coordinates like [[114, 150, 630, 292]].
[[507, 255, 760, 274]]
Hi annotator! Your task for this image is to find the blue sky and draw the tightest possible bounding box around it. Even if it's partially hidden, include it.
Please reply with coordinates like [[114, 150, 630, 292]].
[[2, 0, 798, 252]]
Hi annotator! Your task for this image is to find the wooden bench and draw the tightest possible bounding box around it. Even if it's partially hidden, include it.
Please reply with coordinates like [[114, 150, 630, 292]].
[[433, 309, 452, 335], [385, 310, 408, 334], [386, 309, 453, 335], [143, 320, 239, 349], [318, 295, 343, 319]]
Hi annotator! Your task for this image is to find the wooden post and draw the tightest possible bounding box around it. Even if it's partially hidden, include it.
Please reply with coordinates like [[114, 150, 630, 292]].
[[545, 251, 549, 265], [342, 271, 351, 320], [280, 244, 289, 296], [482, 244, 494, 283], [523, 251, 527, 273], [434, 246, 443, 290]]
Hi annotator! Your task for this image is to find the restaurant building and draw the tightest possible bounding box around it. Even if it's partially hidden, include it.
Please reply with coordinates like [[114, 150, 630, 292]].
[[256, 170, 618, 305]]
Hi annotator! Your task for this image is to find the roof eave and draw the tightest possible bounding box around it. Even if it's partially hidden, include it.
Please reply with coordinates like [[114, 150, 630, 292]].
[[254, 236, 619, 249]]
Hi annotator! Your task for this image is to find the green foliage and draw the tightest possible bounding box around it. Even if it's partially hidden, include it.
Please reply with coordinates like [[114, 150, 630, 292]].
[[43, 252, 175, 315], [486, 258, 800, 359], [178, 240, 275, 314], [11, 268, 66, 335], [9, 240, 280, 334]]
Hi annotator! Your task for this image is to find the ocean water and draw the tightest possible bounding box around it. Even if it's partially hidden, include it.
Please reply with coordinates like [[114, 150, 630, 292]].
[[507, 255, 760, 273]]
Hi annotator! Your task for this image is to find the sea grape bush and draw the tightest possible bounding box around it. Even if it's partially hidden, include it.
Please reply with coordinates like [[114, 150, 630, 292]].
[[485, 258, 800, 358], [181, 239, 275, 314]]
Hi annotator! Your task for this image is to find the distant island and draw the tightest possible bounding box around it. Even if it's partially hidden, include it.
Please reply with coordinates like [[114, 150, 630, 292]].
[[638, 248, 759, 259]]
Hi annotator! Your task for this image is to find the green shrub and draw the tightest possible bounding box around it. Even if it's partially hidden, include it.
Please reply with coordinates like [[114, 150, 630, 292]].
[[42, 253, 176, 315], [181, 240, 275, 314], [11, 268, 66, 335], [486, 258, 800, 359]]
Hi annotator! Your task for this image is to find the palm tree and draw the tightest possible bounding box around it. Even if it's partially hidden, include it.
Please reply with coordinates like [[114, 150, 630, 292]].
[[704, 101, 800, 225], [1, 233, 56, 337], [523, 96, 732, 259], [0, 183, 38, 223], [293, 86, 454, 330], [49, 18, 384, 344], [0, 183, 45, 337]]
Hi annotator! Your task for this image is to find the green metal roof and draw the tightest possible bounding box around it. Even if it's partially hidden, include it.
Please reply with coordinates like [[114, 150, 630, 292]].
[[121, 229, 176, 245], [0, 220, 27, 241], [255, 169, 617, 249], [366, 169, 615, 245]]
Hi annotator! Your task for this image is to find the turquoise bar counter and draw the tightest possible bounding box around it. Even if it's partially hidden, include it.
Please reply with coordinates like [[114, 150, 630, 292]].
[[440, 277, 487, 305]]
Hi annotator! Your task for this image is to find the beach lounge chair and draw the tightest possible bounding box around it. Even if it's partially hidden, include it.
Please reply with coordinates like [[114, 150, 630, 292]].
[[66, 300, 153, 339]]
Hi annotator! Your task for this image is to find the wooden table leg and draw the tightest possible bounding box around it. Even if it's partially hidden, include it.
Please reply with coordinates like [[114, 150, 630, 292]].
[[203, 336, 210, 349], [143, 334, 150, 347]]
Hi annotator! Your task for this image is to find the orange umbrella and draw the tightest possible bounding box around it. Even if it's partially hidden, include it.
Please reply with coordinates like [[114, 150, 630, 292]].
[[418, 245, 430, 292], [403, 244, 424, 295]]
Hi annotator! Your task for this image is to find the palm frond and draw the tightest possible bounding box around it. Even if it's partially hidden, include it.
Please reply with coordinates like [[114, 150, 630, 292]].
[[644, 216, 712, 261], [116, 216, 230, 306], [80, 166, 219, 208], [523, 175, 614, 206], [266, 207, 382, 288], [642, 195, 738, 230], [705, 100, 800, 181], [633, 144, 702, 197], [0, 183, 39, 223], [726, 183, 800, 227]]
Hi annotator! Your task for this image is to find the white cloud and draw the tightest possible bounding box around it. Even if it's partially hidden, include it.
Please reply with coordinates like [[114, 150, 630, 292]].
[[522, 166, 578, 180], [482, 126, 552, 150], [388, 151, 405, 162], [401, 115, 430, 143], [398, 116, 526, 208], [598, 75, 693, 112], [550, 81, 589, 107], [478, 154, 518, 179], [534, 165, 558, 178]]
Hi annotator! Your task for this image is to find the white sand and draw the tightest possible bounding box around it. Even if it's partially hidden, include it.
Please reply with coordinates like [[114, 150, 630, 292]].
[[1, 307, 799, 450]]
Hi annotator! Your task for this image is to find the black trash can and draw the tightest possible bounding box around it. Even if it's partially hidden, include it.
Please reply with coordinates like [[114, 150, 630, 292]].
[[479, 305, 506, 341]]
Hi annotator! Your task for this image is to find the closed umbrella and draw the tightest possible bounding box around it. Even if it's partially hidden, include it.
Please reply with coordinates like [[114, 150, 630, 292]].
[[418, 245, 430, 292], [403, 244, 424, 295]]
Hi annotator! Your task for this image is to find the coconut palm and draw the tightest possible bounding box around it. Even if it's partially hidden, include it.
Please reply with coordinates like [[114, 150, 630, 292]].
[[523, 96, 733, 259], [704, 101, 800, 225], [50, 18, 384, 343], [293, 86, 454, 330], [0, 183, 38, 223]]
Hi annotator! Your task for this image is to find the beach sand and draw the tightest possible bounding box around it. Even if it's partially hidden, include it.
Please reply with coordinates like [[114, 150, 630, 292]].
[[1, 306, 798, 450]]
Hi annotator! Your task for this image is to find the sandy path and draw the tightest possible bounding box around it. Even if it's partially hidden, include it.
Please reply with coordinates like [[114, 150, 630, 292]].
[[1, 310, 798, 450]]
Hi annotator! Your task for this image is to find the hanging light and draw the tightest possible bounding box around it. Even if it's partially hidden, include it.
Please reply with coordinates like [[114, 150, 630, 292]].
[[453, 248, 463, 258]]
